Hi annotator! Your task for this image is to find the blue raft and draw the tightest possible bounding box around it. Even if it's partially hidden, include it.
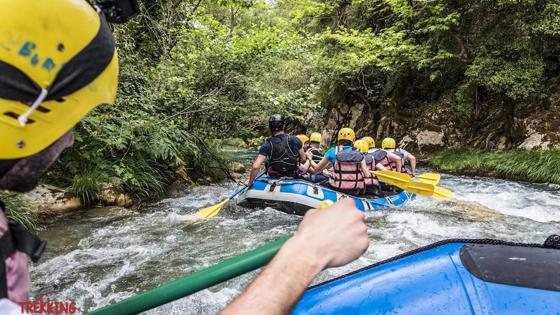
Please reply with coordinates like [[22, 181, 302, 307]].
[[234, 176, 415, 215], [294, 239, 560, 314]]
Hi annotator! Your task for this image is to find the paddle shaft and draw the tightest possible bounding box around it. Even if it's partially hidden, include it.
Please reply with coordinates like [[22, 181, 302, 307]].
[[88, 236, 291, 315], [232, 171, 266, 198]]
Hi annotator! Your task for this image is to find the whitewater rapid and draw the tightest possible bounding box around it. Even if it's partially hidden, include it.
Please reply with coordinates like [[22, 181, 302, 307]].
[[30, 172, 560, 314]]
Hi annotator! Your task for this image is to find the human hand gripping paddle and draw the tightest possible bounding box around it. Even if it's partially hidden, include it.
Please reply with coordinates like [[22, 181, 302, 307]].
[[371, 170, 452, 199], [197, 172, 265, 219]]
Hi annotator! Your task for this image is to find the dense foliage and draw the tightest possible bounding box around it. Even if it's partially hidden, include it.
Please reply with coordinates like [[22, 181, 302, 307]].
[[46, 0, 560, 201], [47, 0, 318, 202], [287, 0, 560, 147]]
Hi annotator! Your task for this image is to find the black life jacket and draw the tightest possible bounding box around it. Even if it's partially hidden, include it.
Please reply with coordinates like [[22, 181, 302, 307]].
[[266, 135, 299, 177], [0, 201, 46, 299]]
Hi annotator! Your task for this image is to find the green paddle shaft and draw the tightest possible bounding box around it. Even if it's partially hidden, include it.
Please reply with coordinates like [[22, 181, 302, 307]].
[[88, 236, 291, 315]]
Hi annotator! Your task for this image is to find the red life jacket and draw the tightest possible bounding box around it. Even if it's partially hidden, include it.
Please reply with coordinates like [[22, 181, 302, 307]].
[[363, 154, 380, 187], [329, 150, 365, 190]]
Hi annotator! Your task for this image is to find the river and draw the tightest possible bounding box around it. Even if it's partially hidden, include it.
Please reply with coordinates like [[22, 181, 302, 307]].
[[30, 152, 560, 314]]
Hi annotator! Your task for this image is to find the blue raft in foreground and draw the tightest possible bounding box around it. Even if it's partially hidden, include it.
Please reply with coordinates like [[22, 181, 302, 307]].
[[234, 176, 415, 215], [294, 239, 560, 314]]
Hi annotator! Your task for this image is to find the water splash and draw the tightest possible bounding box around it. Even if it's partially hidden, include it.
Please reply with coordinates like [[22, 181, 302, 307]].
[[30, 173, 560, 314]]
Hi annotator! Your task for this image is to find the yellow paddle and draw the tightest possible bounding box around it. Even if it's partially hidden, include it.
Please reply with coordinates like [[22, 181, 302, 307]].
[[197, 198, 231, 219], [432, 186, 453, 200], [415, 173, 441, 185], [371, 170, 411, 186], [372, 171, 435, 197], [198, 172, 266, 219], [415, 173, 452, 199]]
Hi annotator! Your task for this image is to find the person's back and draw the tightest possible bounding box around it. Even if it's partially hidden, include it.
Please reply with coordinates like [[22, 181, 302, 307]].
[[329, 148, 366, 194], [382, 138, 416, 174], [354, 140, 380, 195], [262, 133, 301, 178]]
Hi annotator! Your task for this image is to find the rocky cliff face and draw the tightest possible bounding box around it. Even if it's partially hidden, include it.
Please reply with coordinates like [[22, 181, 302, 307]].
[[315, 94, 559, 155]]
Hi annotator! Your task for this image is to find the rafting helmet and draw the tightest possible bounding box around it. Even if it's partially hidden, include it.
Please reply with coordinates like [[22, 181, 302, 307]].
[[269, 114, 285, 132], [337, 128, 356, 142], [296, 134, 309, 144], [361, 136, 375, 148], [310, 132, 322, 143], [382, 137, 397, 149], [0, 0, 119, 159], [353, 139, 368, 153]]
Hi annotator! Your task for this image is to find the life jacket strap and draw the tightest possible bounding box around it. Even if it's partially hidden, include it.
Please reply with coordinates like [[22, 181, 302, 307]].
[[0, 207, 47, 298]]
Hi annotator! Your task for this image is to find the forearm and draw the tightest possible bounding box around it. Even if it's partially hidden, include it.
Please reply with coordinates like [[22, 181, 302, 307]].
[[248, 166, 261, 185], [396, 160, 402, 172], [221, 237, 323, 315], [409, 157, 416, 173]]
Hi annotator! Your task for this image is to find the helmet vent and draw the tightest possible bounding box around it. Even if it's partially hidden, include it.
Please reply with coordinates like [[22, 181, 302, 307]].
[[34, 105, 51, 113], [3, 112, 35, 124]]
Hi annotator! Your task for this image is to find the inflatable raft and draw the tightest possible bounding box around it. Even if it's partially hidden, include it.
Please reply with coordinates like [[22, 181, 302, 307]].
[[294, 238, 560, 314], [234, 176, 415, 215]]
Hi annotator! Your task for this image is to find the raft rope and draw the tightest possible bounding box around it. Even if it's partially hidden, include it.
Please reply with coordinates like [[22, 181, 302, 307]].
[[311, 236, 559, 289]]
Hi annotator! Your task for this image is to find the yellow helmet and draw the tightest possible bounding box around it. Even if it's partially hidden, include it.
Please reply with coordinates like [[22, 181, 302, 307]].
[[361, 136, 375, 148], [0, 0, 118, 159], [309, 132, 322, 143], [337, 128, 356, 142], [296, 134, 310, 144], [353, 139, 369, 153], [382, 137, 397, 149]]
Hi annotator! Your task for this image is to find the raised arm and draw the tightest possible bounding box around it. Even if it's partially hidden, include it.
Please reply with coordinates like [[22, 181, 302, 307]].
[[245, 154, 267, 186], [309, 156, 331, 175], [408, 154, 417, 174], [220, 198, 368, 315]]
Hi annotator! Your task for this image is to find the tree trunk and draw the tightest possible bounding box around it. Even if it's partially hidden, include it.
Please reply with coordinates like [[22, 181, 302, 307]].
[[334, 0, 352, 30]]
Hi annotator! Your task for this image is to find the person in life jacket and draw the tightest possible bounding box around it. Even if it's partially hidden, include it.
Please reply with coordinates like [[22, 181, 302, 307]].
[[307, 132, 324, 163], [308, 128, 372, 195], [361, 136, 403, 172], [0, 0, 120, 309], [296, 135, 310, 152], [301, 132, 328, 183], [353, 140, 383, 195], [245, 115, 311, 186], [382, 137, 417, 174]]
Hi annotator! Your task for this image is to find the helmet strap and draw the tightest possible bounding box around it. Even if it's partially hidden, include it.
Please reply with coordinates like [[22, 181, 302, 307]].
[[18, 88, 48, 126]]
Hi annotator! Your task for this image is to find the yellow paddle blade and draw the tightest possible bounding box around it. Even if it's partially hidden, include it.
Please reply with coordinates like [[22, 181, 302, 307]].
[[372, 170, 411, 188], [197, 199, 230, 219], [432, 186, 453, 200], [372, 170, 435, 197], [402, 181, 435, 197], [415, 173, 441, 185]]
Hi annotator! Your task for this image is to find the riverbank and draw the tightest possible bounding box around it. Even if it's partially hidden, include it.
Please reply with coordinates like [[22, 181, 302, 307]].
[[429, 148, 560, 185]]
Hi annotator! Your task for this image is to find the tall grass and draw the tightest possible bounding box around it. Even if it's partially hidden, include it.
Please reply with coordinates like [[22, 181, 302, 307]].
[[430, 149, 560, 184], [0, 191, 36, 230]]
